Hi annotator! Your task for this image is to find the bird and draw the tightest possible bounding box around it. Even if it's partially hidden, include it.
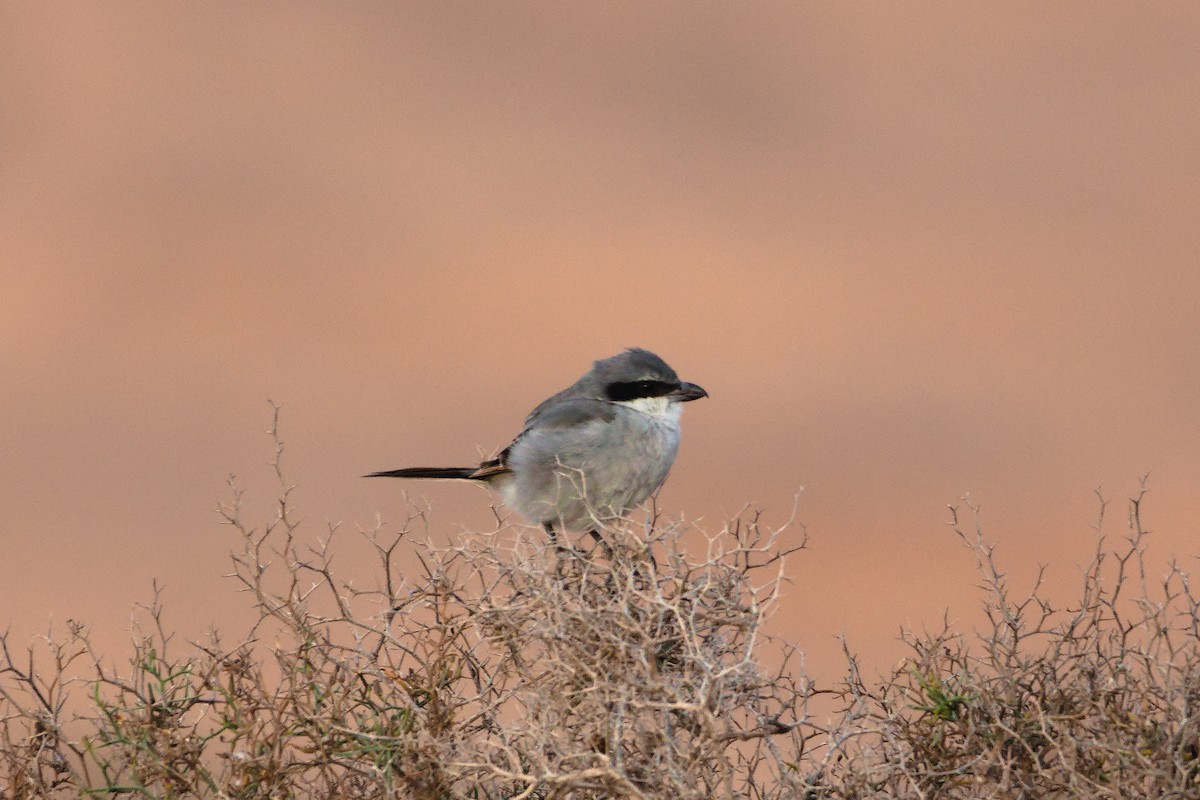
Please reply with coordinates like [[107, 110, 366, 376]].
[[365, 348, 707, 542]]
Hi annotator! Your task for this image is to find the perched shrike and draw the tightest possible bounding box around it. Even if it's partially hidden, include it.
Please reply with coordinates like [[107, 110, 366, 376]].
[[365, 348, 707, 540]]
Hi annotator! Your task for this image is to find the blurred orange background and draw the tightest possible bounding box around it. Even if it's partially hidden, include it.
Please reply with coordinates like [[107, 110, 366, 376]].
[[3, 4, 1199, 685]]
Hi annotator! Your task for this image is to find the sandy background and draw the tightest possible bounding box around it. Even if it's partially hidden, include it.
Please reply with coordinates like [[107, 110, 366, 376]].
[[3, 3, 1199, 683]]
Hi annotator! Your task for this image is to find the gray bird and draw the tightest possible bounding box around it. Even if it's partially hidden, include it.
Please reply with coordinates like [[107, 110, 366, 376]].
[[365, 348, 707, 541]]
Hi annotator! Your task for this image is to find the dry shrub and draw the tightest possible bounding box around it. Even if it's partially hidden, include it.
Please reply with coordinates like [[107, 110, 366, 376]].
[[0, 411, 812, 798], [3, 411, 1199, 799], [812, 483, 1200, 798]]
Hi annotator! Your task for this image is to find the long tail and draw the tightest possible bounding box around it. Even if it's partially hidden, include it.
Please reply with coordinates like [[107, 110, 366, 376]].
[[363, 467, 480, 480]]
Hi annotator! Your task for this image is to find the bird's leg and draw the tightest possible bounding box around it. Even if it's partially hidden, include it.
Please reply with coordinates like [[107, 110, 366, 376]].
[[544, 522, 574, 560], [587, 529, 616, 560], [544, 522, 577, 581]]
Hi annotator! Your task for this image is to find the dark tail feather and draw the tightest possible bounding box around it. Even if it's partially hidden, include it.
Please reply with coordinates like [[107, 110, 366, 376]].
[[363, 467, 479, 480]]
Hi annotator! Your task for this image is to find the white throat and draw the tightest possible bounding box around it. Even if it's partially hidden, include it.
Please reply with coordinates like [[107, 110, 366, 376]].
[[619, 395, 683, 423]]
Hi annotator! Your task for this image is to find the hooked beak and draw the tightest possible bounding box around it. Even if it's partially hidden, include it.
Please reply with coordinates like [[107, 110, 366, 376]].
[[670, 381, 708, 402]]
